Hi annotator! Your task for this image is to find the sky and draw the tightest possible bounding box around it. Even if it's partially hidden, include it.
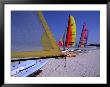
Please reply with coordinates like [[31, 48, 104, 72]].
[[42, 11, 100, 45], [11, 11, 100, 51]]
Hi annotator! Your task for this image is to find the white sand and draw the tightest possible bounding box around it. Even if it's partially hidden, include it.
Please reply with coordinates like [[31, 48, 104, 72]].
[[37, 49, 100, 77]]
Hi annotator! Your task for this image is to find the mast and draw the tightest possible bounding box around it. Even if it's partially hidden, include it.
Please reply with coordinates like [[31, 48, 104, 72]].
[[62, 28, 67, 51], [58, 28, 67, 51]]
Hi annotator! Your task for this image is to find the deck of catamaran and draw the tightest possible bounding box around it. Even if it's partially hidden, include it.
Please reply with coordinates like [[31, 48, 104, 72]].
[[11, 46, 100, 77]]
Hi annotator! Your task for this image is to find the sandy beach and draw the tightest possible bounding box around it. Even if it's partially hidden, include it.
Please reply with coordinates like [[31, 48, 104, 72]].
[[36, 48, 100, 77]]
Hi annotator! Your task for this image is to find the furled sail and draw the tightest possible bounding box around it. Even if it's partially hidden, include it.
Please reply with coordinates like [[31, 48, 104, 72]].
[[65, 15, 76, 48]]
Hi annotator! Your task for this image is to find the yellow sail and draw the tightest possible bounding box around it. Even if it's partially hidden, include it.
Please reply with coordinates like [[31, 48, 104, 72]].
[[65, 15, 76, 48], [70, 16, 76, 47], [11, 11, 63, 59]]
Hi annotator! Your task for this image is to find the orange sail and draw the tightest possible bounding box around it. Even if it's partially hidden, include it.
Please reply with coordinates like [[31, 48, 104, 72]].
[[65, 15, 76, 48]]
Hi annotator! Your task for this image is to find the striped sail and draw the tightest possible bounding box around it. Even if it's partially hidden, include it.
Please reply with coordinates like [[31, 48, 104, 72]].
[[65, 15, 76, 48], [79, 23, 88, 48]]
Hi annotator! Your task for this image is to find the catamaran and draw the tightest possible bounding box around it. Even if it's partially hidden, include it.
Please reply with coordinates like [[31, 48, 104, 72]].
[[11, 11, 64, 77]]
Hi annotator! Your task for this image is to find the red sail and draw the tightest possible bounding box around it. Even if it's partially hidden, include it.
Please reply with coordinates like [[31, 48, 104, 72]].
[[58, 38, 63, 47], [65, 15, 72, 48], [79, 22, 88, 48]]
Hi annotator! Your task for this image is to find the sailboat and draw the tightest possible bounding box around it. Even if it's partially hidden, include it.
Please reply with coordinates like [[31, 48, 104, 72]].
[[11, 11, 64, 77], [78, 22, 88, 48], [58, 15, 76, 52], [65, 15, 76, 48]]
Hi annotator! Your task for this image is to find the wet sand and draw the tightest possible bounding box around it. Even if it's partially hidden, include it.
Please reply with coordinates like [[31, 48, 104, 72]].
[[36, 49, 100, 77]]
